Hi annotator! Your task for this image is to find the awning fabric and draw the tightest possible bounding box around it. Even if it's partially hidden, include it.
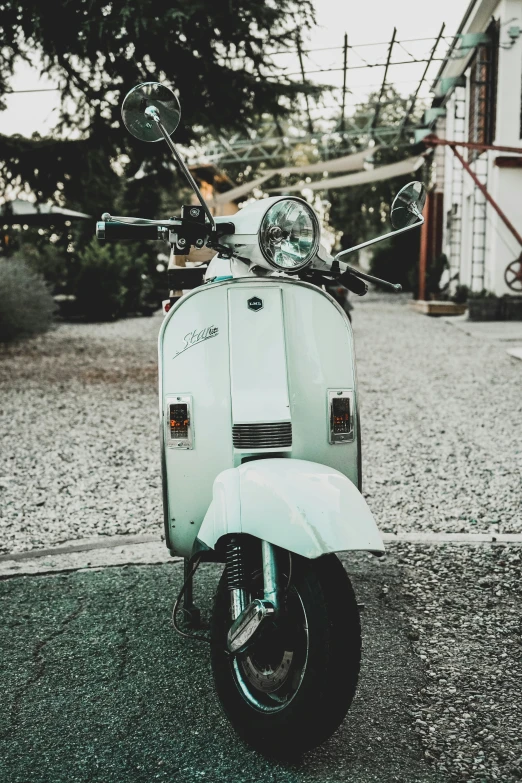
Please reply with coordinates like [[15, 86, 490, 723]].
[[213, 147, 376, 205], [213, 174, 274, 205], [277, 147, 378, 176], [0, 199, 91, 224], [268, 155, 426, 193]]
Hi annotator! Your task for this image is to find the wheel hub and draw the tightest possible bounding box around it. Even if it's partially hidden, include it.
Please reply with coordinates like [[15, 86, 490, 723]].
[[231, 582, 309, 711], [241, 647, 294, 693]]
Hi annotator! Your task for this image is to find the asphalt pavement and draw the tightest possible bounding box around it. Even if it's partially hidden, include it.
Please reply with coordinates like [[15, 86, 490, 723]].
[[0, 554, 438, 783]]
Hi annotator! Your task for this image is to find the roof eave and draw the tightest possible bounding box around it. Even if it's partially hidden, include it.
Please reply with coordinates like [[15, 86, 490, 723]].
[[431, 0, 499, 93]]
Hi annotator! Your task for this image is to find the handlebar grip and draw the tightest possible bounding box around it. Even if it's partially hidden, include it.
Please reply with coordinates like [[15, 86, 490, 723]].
[[96, 221, 164, 241], [339, 270, 368, 297]]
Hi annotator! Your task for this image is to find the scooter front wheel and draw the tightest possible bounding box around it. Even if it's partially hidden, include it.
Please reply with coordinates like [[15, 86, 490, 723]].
[[210, 552, 361, 755]]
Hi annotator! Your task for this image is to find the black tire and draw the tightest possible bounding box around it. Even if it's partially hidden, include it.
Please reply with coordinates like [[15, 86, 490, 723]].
[[211, 552, 361, 756]]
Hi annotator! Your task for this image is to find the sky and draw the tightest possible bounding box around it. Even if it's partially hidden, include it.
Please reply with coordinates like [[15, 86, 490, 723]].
[[0, 0, 471, 138], [313, 0, 468, 46]]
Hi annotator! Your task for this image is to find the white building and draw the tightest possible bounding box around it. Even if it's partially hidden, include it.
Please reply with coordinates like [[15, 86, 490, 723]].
[[429, 0, 522, 296]]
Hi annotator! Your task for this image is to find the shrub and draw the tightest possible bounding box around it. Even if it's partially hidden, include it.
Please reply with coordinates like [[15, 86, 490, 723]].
[[0, 258, 55, 342], [468, 288, 497, 298], [452, 284, 469, 304], [73, 239, 153, 321], [12, 240, 69, 294]]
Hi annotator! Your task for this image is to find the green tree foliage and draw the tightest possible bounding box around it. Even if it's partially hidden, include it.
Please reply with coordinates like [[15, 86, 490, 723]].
[[73, 239, 153, 321], [0, 258, 55, 341], [366, 231, 421, 292], [0, 0, 316, 210], [7, 232, 71, 294], [4, 230, 158, 321]]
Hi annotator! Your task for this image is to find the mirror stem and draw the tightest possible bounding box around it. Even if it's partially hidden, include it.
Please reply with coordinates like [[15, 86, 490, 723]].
[[335, 214, 424, 262], [147, 108, 216, 232]]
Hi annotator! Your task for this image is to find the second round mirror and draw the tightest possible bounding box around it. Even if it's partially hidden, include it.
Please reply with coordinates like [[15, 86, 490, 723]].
[[390, 181, 427, 230]]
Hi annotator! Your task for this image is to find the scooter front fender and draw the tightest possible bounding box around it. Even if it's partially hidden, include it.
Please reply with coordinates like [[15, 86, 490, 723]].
[[196, 458, 384, 559]]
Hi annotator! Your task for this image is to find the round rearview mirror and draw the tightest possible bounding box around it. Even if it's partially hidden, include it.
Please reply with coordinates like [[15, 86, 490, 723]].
[[121, 82, 181, 143], [390, 181, 427, 230]]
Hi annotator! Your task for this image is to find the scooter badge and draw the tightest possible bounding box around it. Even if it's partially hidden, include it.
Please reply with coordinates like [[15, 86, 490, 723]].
[[247, 296, 263, 312]]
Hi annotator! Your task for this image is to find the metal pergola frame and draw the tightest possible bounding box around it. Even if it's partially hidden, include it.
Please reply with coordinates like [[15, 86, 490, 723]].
[[418, 135, 522, 299], [192, 27, 449, 167]]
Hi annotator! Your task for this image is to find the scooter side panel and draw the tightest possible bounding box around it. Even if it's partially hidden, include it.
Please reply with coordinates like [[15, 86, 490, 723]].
[[198, 458, 384, 557], [159, 286, 233, 556], [281, 284, 359, 487]]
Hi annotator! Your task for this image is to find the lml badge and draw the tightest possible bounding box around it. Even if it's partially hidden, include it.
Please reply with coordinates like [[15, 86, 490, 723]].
[[247, 296, 263, 312]]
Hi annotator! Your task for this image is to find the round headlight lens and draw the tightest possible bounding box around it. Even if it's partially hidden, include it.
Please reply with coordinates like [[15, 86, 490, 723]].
[[259, 199, 319, 271]]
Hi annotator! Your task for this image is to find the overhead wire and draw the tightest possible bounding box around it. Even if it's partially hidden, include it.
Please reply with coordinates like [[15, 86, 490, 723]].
[[264, 34, 456, 56], [6, 32, 453, 93]]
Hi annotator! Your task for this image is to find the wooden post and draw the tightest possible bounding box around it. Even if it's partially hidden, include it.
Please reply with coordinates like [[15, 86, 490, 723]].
[[296, 36, 314, 135], [418, 192, 431, 301], [371, 28, 396, 135], [426, 189, 443, 280], [340, 33, 348, 132]]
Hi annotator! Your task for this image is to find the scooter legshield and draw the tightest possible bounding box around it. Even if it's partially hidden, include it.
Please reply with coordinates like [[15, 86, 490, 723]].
[[196, 458, 384, 558]]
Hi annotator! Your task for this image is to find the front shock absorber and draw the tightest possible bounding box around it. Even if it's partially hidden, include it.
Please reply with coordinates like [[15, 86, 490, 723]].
[[226, 536, 248, 621], [261, 540, 280, 613]]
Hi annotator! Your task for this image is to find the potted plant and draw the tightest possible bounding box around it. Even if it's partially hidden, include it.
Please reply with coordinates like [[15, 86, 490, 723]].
[[451, 284, 469, 305], [467, 289, 501, 321], [501, 295, 522, 321]]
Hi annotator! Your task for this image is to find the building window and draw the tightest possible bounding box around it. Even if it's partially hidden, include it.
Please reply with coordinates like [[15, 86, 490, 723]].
[[468, 21, 499, 157]]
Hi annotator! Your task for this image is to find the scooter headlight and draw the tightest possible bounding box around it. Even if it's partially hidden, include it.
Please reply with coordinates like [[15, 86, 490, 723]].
[[259, 198, 320, 272]]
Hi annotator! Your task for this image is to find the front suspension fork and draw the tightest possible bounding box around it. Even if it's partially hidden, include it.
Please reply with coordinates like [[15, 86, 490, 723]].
[[226, 536, 249, 620], [226, 537, 281, 619], [226, 537, 281, 655], [261, 539, 280, 612]]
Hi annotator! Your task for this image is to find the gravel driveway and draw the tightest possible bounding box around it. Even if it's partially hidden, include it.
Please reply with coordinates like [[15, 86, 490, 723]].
[[1, 292, 520, 554], [356, 293, 522, 537], [0, 315, 162, 554]]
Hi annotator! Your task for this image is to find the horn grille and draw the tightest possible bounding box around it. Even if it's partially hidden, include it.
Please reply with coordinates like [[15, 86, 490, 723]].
[[232, 422, 292, 449]]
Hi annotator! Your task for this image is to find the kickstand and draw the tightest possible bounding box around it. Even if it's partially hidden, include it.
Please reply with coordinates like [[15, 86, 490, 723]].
[[182, 557, 201, 629]]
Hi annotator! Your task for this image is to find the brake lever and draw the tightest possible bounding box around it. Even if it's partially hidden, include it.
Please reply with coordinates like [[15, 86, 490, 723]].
[[312, 255, 401, 292], [101, 212, 177, 226], [299, 269, 367, 297], [340, 263, 402, 292]]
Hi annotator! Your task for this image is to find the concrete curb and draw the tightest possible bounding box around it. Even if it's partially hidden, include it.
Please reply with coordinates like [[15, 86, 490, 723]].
[[0, 533, 160, 563], [0, 537, 179, 579], [1, 532, 522, 579], [382, 532, 522, 544], [443, 316, 522, 349]]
